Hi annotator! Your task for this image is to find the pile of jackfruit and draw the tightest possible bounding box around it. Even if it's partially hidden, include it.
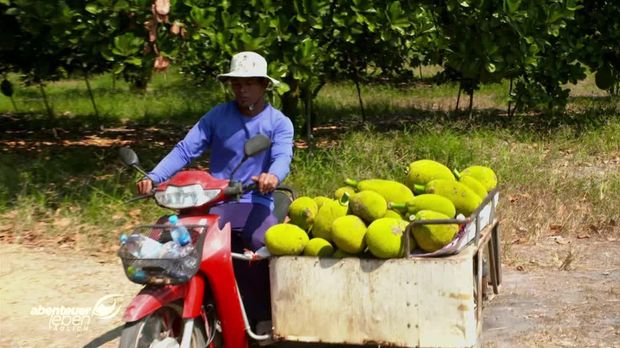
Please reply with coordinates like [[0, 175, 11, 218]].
[[264, 160, 497, 259]]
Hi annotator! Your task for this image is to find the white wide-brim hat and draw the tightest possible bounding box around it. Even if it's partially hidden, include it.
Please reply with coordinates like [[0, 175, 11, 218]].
[[217, 51, 280, 86]]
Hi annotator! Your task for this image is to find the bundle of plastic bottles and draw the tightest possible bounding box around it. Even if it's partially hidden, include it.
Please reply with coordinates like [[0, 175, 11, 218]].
[[120, 215, 193, 259], [118, 215, 199, 284]]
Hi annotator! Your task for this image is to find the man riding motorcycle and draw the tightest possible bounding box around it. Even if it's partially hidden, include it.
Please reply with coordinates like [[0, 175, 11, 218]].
[[136, 51, 294, 323]]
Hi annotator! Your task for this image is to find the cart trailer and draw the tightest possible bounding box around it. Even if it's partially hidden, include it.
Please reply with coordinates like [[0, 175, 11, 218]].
[[269, 190, 501, 347]]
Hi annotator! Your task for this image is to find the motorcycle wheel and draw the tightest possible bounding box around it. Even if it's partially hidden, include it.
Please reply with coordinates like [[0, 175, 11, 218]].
[[119, 301, 207, 348]]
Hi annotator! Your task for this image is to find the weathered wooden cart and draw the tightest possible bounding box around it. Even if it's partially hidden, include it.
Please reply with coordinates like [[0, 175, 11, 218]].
[[268, 189, 502, 348]]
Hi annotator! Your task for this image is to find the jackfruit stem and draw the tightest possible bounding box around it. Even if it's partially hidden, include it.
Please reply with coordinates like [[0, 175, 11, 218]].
[[413, 184, 426, 195], [339, 192, 351, 205], [344, 178, 359, 188], [389, 202, 407, 211], [452, 168, 462, 180]]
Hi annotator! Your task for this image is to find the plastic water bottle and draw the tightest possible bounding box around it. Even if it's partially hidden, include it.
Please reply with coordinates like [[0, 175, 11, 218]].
[[168, 215, 192, 246], [159, 241, 183, 258], [120, 233, 139, 257], [137, 235, 163, 258], [120, 233, 162, 258]]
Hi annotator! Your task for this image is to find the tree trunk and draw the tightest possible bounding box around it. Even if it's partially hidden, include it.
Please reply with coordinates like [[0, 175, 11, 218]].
[[84, 73, 100, 121], [39, 83, 54, 119], [354, 76, 366, 123], [507, 77, 513, 116], [10, 95, 18, 112], [455, 84, 462, 112], [468, 90, 474, 117], [303, 87, 313, 146], [281, 77, 300, 130]]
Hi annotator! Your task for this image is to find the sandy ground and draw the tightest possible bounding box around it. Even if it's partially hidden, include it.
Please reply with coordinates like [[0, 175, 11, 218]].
[[0, 237, 618, 348]]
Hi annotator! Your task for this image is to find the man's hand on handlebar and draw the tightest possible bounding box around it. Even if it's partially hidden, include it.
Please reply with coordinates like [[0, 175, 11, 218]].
[[251, 173, 279, 194], [136, 177, 154, 195]]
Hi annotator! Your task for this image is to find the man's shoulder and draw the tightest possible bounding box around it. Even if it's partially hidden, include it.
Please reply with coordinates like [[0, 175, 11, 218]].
[[201, 102, 235, 121], [266, 105, 292, 123], [210, 101, 235, 115]]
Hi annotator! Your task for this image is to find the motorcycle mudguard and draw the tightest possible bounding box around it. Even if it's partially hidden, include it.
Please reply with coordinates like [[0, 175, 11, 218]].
[[122, 284, 187, 322]]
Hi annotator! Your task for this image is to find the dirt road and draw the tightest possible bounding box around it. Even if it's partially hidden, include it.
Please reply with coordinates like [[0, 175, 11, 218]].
[[1, 237, 618, 348]]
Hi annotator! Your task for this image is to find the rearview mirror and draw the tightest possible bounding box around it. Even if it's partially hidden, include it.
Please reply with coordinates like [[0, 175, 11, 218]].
[[119, 147, 150, 177], [228, 135, 272, 182], [244, 134, 271, 157], [119, 147, 140, 167]]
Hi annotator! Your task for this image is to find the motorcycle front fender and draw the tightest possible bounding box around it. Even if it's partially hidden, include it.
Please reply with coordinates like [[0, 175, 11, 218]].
[[122, 284, 187, 322]]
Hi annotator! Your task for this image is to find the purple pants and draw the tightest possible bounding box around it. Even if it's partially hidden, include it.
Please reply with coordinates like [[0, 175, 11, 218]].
[[209, 202, 276, 321], [209, 202, 277, 251]]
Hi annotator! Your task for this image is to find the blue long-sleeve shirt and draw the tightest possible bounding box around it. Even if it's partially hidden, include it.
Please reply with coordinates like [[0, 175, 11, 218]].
[[148, 101, 294, 208]]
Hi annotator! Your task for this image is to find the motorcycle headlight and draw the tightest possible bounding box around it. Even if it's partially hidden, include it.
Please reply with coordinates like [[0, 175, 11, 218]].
[[154, 184, 221, 209]]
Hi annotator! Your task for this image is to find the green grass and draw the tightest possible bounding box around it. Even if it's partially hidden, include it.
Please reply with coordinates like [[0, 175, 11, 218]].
[[0, 69, 618, 254], [0, 70, 226, 125]]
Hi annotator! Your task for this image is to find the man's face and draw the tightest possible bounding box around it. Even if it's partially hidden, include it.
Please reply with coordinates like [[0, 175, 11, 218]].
[[229, 77, 269, 109]]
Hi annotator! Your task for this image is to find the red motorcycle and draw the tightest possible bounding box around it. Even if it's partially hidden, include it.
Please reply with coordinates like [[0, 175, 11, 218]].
[[117, 135, 294, 348]]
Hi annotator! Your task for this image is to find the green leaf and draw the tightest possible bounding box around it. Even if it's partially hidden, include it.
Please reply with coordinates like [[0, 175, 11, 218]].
[[504, 0, 521, 13], [275, 81, 291, 94], [113, 63, 125, 75], [85, 4, 102, 15], [125, 57, 143, 67]]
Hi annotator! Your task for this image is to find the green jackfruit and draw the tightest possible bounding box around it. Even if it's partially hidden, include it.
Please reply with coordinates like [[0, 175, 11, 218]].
[[288, 196, 318, 231], [312, 196, 349, 242], [366, 218, 409, 259], [390, 194, 456, 218], [344, 178, 414, 204], [460, 165, 497, 191], [383, 209, 404, 220], [331, 215, 367, 254], [418, 179, 482, 217], [334, 186, 356, 200], [303, 237, 334, 257], [313, 196, 333, 210], [458, 175, 488, 200], [265, 223, 310, 256], [411, 210, 459, 253], [349, 190, 387, 223], [405, 159, 455, 192]]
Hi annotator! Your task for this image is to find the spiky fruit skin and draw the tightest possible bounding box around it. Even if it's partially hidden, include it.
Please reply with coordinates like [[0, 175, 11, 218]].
[[313, 196, 332, 210], [405, 194, 456, 218], [425, 179, 482, 217], [412, 210, 459, 253], [331, 215, 367, 254], [405, 159, 455, 191], [303, 237, 334, 257], [348, 179, 414, 205], [459, 175, 488, 200], [312, 199, 349, 241], [288, 196, 318, 231], [265, 223, 309, 256], [460, 165, 497, 191], [349, 190, 387, 223], [366, 218, 409, 259], [383, 209, 404, 220], [334, 186, 356, 200]]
